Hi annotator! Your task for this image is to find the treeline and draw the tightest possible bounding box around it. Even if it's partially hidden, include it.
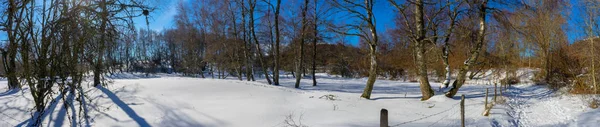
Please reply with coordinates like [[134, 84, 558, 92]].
[[163, 0, 598, 98], [142, 0, 599, 100], [2, 0, 600, 124]]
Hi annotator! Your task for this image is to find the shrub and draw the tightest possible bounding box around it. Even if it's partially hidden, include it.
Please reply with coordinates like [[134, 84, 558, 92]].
[[570, 76, 600, 94], [501, 76, 520, 85], [589, 98, 599, 109]]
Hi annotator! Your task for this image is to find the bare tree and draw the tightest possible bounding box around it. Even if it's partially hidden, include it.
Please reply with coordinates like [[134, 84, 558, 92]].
[[583, 0, 599, 94], [389, 0, 445, 100], [329, 0, 379, 99], [248, 0, 273, 84], [445, 0, 488, 98], [275, 0, 282, 85], [264, 0, 282, 85], [1, 0, 22, 89], [295, 0, 310, 88], [311, 0, 319, 86], [437, 0, 464, 90]]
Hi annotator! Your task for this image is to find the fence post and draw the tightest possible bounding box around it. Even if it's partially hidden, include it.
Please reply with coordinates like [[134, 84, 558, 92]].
[[494, 83, 497, 102], [500, 84, 503, 98], [485, 88, 488, 109], [461, 94, 465, 127], [381, 108, 388, 127]]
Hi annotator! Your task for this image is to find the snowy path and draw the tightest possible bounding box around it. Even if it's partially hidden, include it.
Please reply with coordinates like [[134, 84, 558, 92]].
[[502, 84, 596, 127]]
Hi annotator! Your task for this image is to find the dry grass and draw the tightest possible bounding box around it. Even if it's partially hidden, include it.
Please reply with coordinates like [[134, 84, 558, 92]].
[[570, 77, 600, 94], [589, 99, 599, 109]]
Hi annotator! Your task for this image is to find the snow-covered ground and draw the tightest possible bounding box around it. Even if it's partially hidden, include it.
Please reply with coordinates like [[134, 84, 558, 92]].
[[0, 73, 598, 127]]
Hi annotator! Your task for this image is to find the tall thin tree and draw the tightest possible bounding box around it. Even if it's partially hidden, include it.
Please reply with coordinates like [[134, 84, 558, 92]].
[[446, 0, 488, 98], [295, 0, 310, 88], [249, 0, 273, 84]]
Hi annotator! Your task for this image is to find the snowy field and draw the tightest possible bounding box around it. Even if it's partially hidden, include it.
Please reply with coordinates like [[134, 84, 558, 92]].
[[0, 73, 599, 127]]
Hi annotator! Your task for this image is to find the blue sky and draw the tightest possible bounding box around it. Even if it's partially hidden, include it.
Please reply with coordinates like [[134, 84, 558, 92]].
[[118, 0, 592, 45], [132, 0, 182, 32], [0, 0, 588, 45]]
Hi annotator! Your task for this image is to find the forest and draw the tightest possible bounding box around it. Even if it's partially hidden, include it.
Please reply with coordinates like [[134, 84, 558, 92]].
[[1, 0, 600, 126]]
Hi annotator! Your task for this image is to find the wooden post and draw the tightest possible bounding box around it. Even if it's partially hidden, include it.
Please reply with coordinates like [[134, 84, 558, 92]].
[[485, 88, 488, 109], [494, 83, 497, 102], [500, 85, 503, 98], [380, 108, 388, 127], [461, 94, 465, 127]]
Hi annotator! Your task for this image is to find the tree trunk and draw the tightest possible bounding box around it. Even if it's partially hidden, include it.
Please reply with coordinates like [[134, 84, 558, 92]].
[[446, 0, 487, 98], [200, 31, 207, 78], [295, 0, 309, 88], [5, 0, 20, 89], [414, 0, 434, 101], [441, 47, 451, 89], [273, 0, 281, 85], [440, 9, 458, 90], [360, 0, 379, 99], [586, 6, 597, 93], [230, 5, 243, 81], [312, 0, 318, 86], [361, 45, 378, 99], [249, 0, 272, 84], [95, 0, 109, 87], [240, 1, 254, 81], [592, 31, 598, 94]]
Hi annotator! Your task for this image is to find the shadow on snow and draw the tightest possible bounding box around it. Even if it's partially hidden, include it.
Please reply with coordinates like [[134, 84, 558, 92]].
[[98, 86, 151, 127]]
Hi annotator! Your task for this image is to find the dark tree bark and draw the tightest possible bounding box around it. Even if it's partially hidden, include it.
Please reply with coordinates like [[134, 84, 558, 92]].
[[295, 0, 309, 88], [94, 0, 109, 87], [4, 0, 21, 89], [240, 0, 255, 81], [439, 0, 462, 90], [249, 0, 272, 84], [312, 0, 318, 86], [274, 0, 281, 85]]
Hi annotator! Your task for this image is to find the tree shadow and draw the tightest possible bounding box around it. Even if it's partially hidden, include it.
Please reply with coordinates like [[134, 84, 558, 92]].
[[0, 91, 30, 126], [15, 91, 64, 127], [505, 85, 554, 100], [53, 91, 76, 127], [145, 99, 222, 127], [573, 108, 600, 126], [98, 86, 151, 127], [0, 89, 19, 97], [107, 73, 163, 80], [371, 96, 423, 100]]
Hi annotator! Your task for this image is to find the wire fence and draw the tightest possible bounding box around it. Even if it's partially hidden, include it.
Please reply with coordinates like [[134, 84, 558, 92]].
[[389, 101, 461, 127], [382, 84, 509, 127]]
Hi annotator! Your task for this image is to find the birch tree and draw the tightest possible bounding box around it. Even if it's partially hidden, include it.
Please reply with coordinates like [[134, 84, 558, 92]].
[[583, 0, 599, 94], [389, 0, 455, 100], [445, 0, 487, 98]]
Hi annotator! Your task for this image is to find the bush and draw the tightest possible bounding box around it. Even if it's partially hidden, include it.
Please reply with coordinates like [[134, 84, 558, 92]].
[[570, 76, 600, 94], [534, 68, 573, 90], [589, 99, 599, 109], [501, 76, 520, 85]]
